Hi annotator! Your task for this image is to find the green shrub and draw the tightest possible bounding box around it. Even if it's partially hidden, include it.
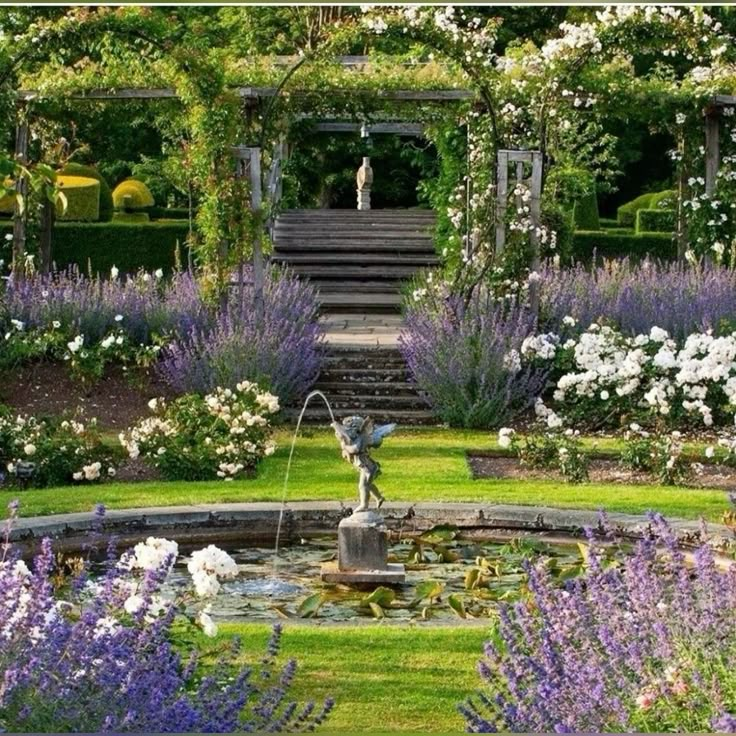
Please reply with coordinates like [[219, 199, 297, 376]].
[[59, 163, 113, 221], [599, 217, 627, 230], [616, 192, 656, 227], [149, 206, 191, 220], [0, 220, 190, 274], [112, 178, 155, 211], [572, 229, 676, 262], [636, 208, 676, 233], [572, 190, 600, 231], [55, 176, 100, 222], [112, 212, 150, 223], [650, 189, 677, 210]]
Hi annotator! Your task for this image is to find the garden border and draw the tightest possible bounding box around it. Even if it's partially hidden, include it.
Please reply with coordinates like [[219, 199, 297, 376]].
[[9, 501, 731, 553]]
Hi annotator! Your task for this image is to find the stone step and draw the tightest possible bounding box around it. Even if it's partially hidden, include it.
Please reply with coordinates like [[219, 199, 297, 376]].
[[318, 292, 402, 311], [316, 393, 426, 410], [293, 265, 423, 279], [318, 367, 408, 381], [274, 224, 434, 235], [274, 253, 438, 266], [323, 347, 405, 361], [287, 406, 436, 425], [314, 381, 417, 395], [278, 209, 435, 219], [314, 280, 409, 293], [273, 238, 435, 250]]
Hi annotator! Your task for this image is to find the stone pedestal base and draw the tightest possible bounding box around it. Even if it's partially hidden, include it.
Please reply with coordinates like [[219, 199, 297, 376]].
[[319, 509, 405, 584], [320, 561, 406, 584], [357, 189, 371, 210]]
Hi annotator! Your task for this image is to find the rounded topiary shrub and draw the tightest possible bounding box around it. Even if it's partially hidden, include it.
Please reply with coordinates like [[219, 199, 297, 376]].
[[59, 163, 113, 221], [617, 192, 656, 228], [112, 178, 155, 212], [55, 176, 101, 222]]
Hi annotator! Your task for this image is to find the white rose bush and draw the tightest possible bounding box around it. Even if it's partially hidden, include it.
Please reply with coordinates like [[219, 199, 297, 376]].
[[120, 382, 279, 481], [0, 410, 117, 488]]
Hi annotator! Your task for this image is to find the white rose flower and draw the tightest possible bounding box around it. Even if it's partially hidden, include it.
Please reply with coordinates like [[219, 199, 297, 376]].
[[23, 443, 36, 456], [197, 605, 218, 637]]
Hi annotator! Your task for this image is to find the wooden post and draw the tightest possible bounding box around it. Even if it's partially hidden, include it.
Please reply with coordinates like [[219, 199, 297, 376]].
[[495, 151, 509, 254], [705, 111, 720, 196], [12, 108, 29, 282], [528, 151, 543, 316], [248, 146, 265, 326], [676, 131, 688, 262]]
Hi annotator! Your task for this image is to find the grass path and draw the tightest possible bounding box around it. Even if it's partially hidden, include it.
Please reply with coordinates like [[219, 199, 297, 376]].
[[214, 623, 487, 732], [14, 427, 729, 521]]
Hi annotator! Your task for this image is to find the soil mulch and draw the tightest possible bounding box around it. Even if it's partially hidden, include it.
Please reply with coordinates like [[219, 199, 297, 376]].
[[0, 361, 172, 432], [468, 453, 736, 491]]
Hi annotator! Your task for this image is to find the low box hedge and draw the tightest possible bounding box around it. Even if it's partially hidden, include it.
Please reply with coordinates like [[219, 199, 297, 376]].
[[0, 221, 191, 274], [572, 229, 676, 262], [636, 208, 676, 234]]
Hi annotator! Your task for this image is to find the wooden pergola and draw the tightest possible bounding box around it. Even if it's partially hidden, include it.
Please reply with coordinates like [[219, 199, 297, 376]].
[[704, 95, 736, 195]]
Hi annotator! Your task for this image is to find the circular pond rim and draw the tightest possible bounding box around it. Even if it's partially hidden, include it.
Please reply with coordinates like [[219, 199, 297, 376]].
[[7, 501, 732, 555]]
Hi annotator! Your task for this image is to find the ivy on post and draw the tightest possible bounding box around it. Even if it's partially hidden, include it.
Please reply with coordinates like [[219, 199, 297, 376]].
[[12, 103, 29, 282]]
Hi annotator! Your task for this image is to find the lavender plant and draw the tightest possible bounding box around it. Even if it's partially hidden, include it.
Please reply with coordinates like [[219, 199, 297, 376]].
[[158, 266, 323, 406], [399, 287, 548, 428], [539, 259, 736, 340], [461, 515, 736, 733], [0, 503, 333, 733]]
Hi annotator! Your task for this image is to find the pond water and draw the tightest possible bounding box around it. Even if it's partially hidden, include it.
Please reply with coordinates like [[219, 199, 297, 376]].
[[168, 529, 588, 624]]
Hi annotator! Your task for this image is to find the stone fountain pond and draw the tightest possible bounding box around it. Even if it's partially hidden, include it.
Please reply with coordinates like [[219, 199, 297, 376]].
[[165, 527, 588, 624]]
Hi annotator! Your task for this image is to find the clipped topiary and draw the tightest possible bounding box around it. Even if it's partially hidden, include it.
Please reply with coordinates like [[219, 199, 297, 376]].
[[650, 189, 677, 210], [112, 178, 155, 212], [59, 163, 113, 221], [572, 189, 600, 231], [636, 208, 676, 233], [56, 176, 100, 222], [617, 192, 656, 228]]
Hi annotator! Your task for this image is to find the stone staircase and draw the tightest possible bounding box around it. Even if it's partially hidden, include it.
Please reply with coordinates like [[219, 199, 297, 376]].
[[297, 345, 434, 425], [271, 209, 437, 313]]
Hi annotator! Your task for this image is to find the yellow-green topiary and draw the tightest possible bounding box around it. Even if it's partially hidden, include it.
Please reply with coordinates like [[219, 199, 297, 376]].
[[56, 176, 100, 222], [112, 211, 150, 223], [59, 163, 113, 221], [112, 178, 155, 211]]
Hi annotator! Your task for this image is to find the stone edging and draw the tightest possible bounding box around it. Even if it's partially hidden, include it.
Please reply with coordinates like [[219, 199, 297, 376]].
[[9, 501, 733, 552]]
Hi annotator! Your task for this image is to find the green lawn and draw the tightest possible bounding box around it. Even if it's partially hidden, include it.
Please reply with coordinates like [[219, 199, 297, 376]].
[[13, 427, 730, 522], [214, 622, 487, 732]]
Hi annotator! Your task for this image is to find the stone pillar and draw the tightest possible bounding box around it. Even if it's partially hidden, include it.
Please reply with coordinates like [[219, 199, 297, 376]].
[[356, 157, 373, 210]]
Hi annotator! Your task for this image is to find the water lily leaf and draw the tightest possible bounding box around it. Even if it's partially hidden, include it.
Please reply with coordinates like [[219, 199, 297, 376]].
[[270, 604, 292, 619], [297, 593, 326, 618], [577, 542, 591, 564], [448, 593, 467, 619], [368, 602, 384, 619], [419, 525, 458, 544], [464, 567, 481, 590], [363, 586, 395, 607], [410, 579, 444, 607], [435, 545, 460, 563]]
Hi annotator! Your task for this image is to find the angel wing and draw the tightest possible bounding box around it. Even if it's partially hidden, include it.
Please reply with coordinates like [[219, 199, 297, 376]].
[[371, 422, 397, 446], [331, 421, 354, 449]]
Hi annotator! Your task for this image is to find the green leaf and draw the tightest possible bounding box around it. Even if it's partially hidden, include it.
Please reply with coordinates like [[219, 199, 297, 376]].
[[419, 524, 458, 544], [368, 602, 384, 619], [464, 567, 481, 590], [448, 593, 467, 619], [410, 579, 444, 607], [297, 593, 326, 618], [577, 542, 590, 565], [363, 586, 395, 607]]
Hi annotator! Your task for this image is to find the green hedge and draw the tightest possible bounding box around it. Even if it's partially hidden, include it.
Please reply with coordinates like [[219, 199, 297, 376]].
[[636, 208, 676, 233], [617, 192, 656, 227], [149, 206, 191, 220], [572, 229, 676, 262], [572, 190, 600, 230], [0, 221, 191, 274]]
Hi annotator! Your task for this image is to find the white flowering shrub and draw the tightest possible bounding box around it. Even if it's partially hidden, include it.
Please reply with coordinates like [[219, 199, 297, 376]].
[[120, 383, 278, 481], [498, 412, 589, 484], [527, 322, 736, 430], [621, 426, 691, 486], [0, 410, 117, 488]]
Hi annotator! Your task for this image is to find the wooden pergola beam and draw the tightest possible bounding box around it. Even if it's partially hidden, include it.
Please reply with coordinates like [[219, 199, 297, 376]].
[[17, 87, 473, 102], [311, 121, 425, 136]]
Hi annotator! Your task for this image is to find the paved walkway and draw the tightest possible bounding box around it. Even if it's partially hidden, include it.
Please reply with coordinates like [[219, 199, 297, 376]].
[[320, 313, 402, 347]]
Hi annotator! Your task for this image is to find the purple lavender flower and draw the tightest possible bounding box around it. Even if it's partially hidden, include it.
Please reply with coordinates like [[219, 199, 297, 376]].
[[462, 514, 736, 733], [399, 288, 548, 428], [158, 266, 324, 406]]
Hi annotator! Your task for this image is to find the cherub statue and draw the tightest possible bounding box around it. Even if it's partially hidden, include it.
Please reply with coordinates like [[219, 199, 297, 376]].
[[332, 416, 396, 512]]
